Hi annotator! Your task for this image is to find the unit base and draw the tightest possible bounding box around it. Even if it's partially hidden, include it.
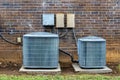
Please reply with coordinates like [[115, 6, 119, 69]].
[[72, 63, 112, 73], [19, 64, 61, 74]]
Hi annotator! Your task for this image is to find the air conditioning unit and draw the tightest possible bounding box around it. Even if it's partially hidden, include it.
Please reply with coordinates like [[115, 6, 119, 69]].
[[78, 36, 106, 69], [23, 32, 59, 68]]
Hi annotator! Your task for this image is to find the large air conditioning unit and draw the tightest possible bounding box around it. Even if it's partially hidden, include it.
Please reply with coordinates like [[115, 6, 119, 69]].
[[78, 36, 106, 69], [23, 32, 59, 68]]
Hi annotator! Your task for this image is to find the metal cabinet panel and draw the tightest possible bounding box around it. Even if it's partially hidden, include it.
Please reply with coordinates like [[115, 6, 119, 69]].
[[42, 14, 55, 26], [67, 14, 75, 28], [56, 14, 64, 28]]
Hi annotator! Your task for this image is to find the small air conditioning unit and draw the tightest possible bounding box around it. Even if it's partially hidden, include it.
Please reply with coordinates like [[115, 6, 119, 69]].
[[78, 36, 106, 69], [23, 32, 59, 68]]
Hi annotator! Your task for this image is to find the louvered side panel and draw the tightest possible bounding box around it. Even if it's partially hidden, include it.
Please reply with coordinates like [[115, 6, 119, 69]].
[[78, 41, 86, 67], [23, 37, 59, 68], [85, 42, 106, 68]]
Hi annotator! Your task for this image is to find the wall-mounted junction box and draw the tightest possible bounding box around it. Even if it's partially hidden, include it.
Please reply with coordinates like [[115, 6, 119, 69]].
[[17, 37, 22, 43], [66, 14, 75, 28], [56, 14, 64, 28], [42, 14, 55, 26]]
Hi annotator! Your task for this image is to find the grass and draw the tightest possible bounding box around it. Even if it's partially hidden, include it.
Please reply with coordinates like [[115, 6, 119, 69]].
[[0, 75, 120, 80]]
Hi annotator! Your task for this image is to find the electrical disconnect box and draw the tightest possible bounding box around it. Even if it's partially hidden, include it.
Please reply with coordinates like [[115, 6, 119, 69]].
[[66, 14, 75, 28], [56, 14, 64, 28], [42, 14, 55, 26]]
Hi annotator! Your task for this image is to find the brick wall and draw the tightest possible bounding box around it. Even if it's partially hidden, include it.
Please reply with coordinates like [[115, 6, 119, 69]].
[[0, 0, 120, 64]]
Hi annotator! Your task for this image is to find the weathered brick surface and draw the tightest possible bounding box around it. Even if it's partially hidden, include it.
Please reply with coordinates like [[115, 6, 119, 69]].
[[0, 0, 119, 64]]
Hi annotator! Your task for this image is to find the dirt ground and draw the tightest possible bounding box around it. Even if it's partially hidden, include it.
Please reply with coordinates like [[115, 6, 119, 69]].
[[0, 62, 120, 76]]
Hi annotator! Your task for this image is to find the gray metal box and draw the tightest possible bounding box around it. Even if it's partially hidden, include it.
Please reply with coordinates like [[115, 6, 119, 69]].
[[78, 36, 106, 69], [42, 14, 55, 26]]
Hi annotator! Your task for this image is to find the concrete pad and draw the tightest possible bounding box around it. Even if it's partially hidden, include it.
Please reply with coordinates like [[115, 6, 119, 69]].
[[72, 63, 112, 74], [19, 64, 61, 74]]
